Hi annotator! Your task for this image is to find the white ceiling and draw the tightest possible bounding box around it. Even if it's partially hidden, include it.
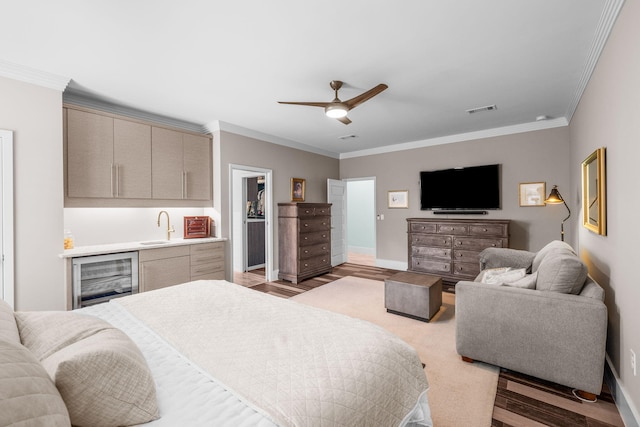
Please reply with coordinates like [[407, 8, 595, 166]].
[[0, 0, 623, 158]]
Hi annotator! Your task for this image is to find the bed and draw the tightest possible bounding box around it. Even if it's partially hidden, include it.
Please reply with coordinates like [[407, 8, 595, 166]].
[[1, 280, 432, 427]]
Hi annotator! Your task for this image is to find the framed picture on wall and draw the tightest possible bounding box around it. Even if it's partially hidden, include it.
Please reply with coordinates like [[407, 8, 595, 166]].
[[388, 190, 409, 208], [519, 182, 546, 207], [291, 178, 305, 202]]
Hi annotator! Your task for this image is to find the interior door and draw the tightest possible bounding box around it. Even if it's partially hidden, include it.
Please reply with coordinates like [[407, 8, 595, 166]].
[[0, 130, 14, 307], [327, 179, 347, 266]]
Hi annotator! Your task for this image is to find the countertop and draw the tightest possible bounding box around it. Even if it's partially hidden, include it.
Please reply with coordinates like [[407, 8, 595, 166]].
[[59, 237, 227, 258]]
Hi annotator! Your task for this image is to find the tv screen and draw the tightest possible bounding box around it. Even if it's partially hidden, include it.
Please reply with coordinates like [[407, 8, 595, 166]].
[[420, 164, 500, 210]]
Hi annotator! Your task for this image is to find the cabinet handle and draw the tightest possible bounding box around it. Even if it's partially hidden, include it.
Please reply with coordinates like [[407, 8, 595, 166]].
[[322, 234, 326, 238], [304, 223, 309, 227], [483, 228, 488, 232], [115, 164, 120, 197], [182, 171, 188, 199], [492, 243, 496, 247], [110, 164, 116, 198], [304, 250, 309, 254]]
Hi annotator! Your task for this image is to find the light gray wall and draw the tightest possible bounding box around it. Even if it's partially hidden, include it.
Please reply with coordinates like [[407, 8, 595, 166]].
[[214, 130, 340, 278], [0, 76, 65, 310], [340, 127, 571, 266], [569, 0, 639, 421]]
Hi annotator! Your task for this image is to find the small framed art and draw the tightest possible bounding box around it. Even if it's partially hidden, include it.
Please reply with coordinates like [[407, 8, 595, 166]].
[[519, 182, 546, 207], [291, 178, 305, 202], [388, 190, 409, 208]]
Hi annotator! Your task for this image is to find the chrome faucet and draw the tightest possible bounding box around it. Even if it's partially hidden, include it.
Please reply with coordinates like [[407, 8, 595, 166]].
[[157, 210, 175, 240]]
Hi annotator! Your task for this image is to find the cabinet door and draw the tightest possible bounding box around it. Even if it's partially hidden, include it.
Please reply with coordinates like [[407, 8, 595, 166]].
[[114, 119, 152, 199], [140, 255, 190, 292], [152, 127, 184, 199], [183, 134, 211, 200], [67, 109, 114, 198]]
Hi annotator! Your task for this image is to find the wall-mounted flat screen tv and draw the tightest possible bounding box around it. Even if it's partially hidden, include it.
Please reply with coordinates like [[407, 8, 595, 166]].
[[420, 164, 500, 210]]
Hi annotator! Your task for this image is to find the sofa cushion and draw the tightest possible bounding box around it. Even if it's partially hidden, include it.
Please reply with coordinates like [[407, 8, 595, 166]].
[[0, 339, 71, 427], [531, 240, 576, 272], [0, 299, 20, 344], [536, 253, 588, 294]]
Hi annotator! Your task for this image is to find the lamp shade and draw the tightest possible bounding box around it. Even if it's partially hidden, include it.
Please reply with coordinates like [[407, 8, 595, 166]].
[[545, 185, 564, 204]]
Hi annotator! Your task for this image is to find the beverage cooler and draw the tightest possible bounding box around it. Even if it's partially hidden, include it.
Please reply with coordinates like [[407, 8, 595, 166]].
[[72, 252, 139, 309]]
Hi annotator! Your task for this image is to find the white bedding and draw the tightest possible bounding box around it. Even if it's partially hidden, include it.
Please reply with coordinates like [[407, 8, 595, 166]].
[[81, 280, 432, 426]]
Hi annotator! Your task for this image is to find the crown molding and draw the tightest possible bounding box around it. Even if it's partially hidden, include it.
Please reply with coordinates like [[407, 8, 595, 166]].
[[565, 0, 624, 121], [0, 59, 70, 91], [207, 120, 340, 159], [339, 117, 569, 160]]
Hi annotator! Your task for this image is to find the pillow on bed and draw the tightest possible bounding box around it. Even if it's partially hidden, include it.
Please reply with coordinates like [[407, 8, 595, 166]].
[[16, 311, 159, 427], [15, 310, 112, 360], [0, 339, 71, 427]]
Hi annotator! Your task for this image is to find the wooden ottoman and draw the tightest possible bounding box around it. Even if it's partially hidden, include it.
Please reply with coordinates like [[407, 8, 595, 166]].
[[384, 271, 442, 322]]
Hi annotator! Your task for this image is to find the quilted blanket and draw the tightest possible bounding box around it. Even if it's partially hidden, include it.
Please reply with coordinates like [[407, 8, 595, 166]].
[[114, 280, 430, 426]]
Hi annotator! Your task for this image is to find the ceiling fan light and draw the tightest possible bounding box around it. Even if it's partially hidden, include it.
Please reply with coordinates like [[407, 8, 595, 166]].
[[325, 105, 348, 118]]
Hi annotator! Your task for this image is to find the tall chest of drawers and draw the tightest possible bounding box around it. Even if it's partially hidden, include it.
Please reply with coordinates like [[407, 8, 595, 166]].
[[407, 218, 510, 284], [278, 203, 332, 284]]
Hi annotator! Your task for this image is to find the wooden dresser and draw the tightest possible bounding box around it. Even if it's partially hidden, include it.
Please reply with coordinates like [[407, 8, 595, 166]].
[[278, 203, 332, 284], [407, 218, 510, 284]]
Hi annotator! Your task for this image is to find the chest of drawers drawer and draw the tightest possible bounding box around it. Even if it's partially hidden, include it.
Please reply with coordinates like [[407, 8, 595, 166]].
[[299, 218, 331, 232], [407, 218, 510, 285], [299, 243, 330, 260]]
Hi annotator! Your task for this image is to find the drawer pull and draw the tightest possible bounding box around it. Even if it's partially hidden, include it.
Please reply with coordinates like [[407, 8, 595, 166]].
[[483, 228, 488, 232], [492, 243, 496, 247], [322, 234, 326, 238], [443, 240, 447, 244], [304, 237, 308, 240], [304, 250, 309, 254], [304, 223, 309, 227]]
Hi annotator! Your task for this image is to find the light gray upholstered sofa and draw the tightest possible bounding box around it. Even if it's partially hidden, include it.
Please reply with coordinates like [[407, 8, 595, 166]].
[[455, 240, 608, 399]]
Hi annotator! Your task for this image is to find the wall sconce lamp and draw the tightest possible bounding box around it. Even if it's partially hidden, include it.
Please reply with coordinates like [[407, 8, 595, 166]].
[[545, 185, 571, 241]]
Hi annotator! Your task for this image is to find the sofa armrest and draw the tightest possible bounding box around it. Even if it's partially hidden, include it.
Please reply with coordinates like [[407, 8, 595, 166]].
[[455, 280, 607, 394], [478, 247, 536, 271]]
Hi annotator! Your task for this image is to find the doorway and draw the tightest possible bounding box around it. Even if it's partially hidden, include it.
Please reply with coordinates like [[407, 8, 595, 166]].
[[0, 129, 14, 307], [230, 165, 273, 285], [346, 179, 376, 266]]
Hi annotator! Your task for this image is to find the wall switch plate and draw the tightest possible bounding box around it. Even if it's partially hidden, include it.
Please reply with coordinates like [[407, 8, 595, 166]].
[[632, 349, 637, 376]]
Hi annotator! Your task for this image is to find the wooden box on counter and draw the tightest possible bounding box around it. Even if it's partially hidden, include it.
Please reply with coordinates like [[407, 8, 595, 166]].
[[278, 203, 332, 284]]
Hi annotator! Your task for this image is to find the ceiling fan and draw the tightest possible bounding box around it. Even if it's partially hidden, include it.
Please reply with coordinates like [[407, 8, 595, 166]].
[[278, 80, 388, 125]]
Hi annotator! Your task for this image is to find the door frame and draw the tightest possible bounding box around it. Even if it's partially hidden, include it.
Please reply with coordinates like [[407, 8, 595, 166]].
[[0, 130, 14, 307], [229, 164, 274, 281]]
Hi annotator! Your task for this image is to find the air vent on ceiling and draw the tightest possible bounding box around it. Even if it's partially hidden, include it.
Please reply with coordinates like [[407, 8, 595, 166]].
[[466, 104, 497, 114], [338, 134, 358, 140]]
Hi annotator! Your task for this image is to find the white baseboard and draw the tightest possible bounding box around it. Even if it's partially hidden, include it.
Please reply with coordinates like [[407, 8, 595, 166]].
[[375, 259, 408, 271], [605, 354, 640, 427]]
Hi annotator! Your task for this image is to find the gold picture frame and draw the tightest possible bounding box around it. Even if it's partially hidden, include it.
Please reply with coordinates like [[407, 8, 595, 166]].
[[581, 147, 606, 235], [291, 177, 305, 202], [519, 182, 546, 207], [388, 190, 409, 208]]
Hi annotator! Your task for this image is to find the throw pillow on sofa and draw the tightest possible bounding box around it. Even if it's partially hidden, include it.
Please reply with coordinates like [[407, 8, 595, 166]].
[[536, 253, 588, 294], [477, 267, 527, 285]]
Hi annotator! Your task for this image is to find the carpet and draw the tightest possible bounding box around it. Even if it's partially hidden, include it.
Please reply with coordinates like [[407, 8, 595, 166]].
[[291, 276, 499, 427]]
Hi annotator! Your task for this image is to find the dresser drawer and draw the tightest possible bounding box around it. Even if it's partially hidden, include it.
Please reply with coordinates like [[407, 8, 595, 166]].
[[300, 230, 330, 246], [299, 243, 330, 260], [469, 224, 507, 237], [412, 246, 451, 260], [297, 206, 331, 218], [411, 257, 451, 274], [299, 218, 331, 232], [452, 261, 481, 277], [411, 234, 452, 247], [437, 223, 469, 235], [453, 237, 504, 251], [299, 256, 331, 273], [410, 222, 438, 234], [453, 249, 481, 264]]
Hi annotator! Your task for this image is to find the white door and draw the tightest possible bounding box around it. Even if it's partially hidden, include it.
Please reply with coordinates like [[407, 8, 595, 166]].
[[0, 130, 14, 307], [327, 179, 347, 266]]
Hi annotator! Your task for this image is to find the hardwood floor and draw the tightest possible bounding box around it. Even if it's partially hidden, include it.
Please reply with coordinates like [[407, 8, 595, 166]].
[[233, 263, 626, 427]]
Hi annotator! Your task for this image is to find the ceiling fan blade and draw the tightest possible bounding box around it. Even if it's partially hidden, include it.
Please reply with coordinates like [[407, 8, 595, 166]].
[[344, 84, 388, 109], [277, 101, 331, 108], [336, 116, 352, 125]]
